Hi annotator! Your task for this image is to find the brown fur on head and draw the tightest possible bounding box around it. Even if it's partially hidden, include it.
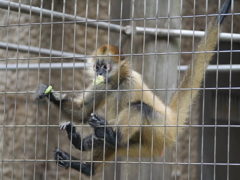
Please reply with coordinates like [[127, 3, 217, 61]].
[[87, 44, 129, 82], [94, 44, 125, 63], [88, 44, 125, 65]]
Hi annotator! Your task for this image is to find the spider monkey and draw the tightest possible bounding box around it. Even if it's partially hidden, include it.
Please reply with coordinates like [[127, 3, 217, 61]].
[[35, 0, 231, 176]]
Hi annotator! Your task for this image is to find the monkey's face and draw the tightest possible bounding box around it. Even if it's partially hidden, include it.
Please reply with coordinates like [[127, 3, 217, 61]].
[[93, 60, 111, 83]]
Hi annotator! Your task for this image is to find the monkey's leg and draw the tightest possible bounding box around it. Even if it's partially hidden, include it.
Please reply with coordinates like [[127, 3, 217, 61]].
[[60, 121, 106, 151], [54, 146, 115, 175]]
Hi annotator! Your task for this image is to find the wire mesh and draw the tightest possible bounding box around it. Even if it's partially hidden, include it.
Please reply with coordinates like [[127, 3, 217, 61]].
[[0, 0, 239, 180]]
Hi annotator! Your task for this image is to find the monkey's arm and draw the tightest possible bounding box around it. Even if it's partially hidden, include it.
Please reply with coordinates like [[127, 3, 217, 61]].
[[34, 84, 104, 123]]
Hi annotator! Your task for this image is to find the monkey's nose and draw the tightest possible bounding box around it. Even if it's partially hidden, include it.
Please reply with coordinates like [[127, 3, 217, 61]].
[[98, 69, 104, 75]]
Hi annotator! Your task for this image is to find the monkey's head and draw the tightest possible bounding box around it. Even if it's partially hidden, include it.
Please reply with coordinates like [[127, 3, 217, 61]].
[[88, 44, 128, 84]]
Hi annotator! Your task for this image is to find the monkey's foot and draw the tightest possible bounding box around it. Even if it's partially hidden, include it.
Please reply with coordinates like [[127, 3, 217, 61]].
[[54, 148, 70, 169], [54, 148, 94, 176], [34, 84, 51, 100], [88, 113, 105, 128]]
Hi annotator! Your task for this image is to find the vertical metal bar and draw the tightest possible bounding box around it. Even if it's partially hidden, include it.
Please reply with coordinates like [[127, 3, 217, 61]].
[[126, 0, 136, 179], [1, 0, 11, 179], [227, 2, 234, 180], [60, 1, 66, 179], [80, 0, 89, 179], [213, 1, 221, 180], [22, 0, 33, 179], [102, 0, 108, 176], [11, 0, 22, 179], [163, 0, 171, 179], [189, 0, 199, 179], [111, 0, 119, 179], [34, 0, 44, 178], [200, 0, 206, 179], [1, 2, 11, 179], [138, 1, 146, 179], [45, 0, 54, 179], [174, 0, 183, 179], [151, 0, 157, 178], [72, 0, 77, 179]]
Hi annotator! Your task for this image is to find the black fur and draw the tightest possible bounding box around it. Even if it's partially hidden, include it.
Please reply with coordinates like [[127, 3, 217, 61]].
[[54, 148, 94, 176], [130, 101, 154, 119], [89, 113, 117, 147], [216, 0, 231, 24], [59, 121, 105, 151], [34, 84, 48, 99]]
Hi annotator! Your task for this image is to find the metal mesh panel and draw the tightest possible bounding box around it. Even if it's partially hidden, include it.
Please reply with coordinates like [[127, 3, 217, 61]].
[[0, 0, 239, 180]]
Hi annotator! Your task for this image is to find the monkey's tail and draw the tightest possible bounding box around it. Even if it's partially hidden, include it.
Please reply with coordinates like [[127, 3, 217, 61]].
[[168, 0, 231, 126]]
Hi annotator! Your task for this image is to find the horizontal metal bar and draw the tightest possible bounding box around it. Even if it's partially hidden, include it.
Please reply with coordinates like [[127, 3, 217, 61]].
[[178, 64, 240, 72], [0, 42, 87, 60], [1, 87, 240, 96], [0, 1, 239, 42], [135, 27, 240, 42], [0, 63, 90, 70], [0, 124, 240, 128], [1, 63, 239, 71], [0, 158, 240, 165], [0, 0, 123, 33]]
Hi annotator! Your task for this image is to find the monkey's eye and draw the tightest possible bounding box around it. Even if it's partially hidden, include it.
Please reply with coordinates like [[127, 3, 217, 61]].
[[103, 65, 107, 69], [95, 66, 99, 70]]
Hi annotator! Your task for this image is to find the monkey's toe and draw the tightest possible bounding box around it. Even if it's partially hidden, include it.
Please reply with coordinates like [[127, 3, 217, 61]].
[[59, 122, 72, 130]]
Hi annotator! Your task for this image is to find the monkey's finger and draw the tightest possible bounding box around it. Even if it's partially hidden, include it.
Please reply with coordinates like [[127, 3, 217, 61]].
[[57, 161, 65, 168], [90, 113, 102, 122], [93, 135, 100, 140], [57, 160, 69, 169], [59, 122, 71, 130], [88, 120, 100, 128], [90, 113, 97, 118], [34, 84, 49, 100], [90, 113, 105, 126], [91, 113, 102, 120]]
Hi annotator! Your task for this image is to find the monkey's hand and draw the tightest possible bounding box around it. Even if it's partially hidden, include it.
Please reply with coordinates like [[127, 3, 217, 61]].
[[89, 113, 116, 146], [88, 113, 105, 128], [34, 84, 52, 100], [59, 122, 76, 133], [54, 148, 70, 169]]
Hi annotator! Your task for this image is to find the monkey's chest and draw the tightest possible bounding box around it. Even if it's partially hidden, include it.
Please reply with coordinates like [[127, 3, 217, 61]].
[[104, 91, 130, 120]]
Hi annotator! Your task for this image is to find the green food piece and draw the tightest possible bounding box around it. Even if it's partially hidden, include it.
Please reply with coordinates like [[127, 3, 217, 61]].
[[93, 75, 104, 85], [44, 86, 52, 94]]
